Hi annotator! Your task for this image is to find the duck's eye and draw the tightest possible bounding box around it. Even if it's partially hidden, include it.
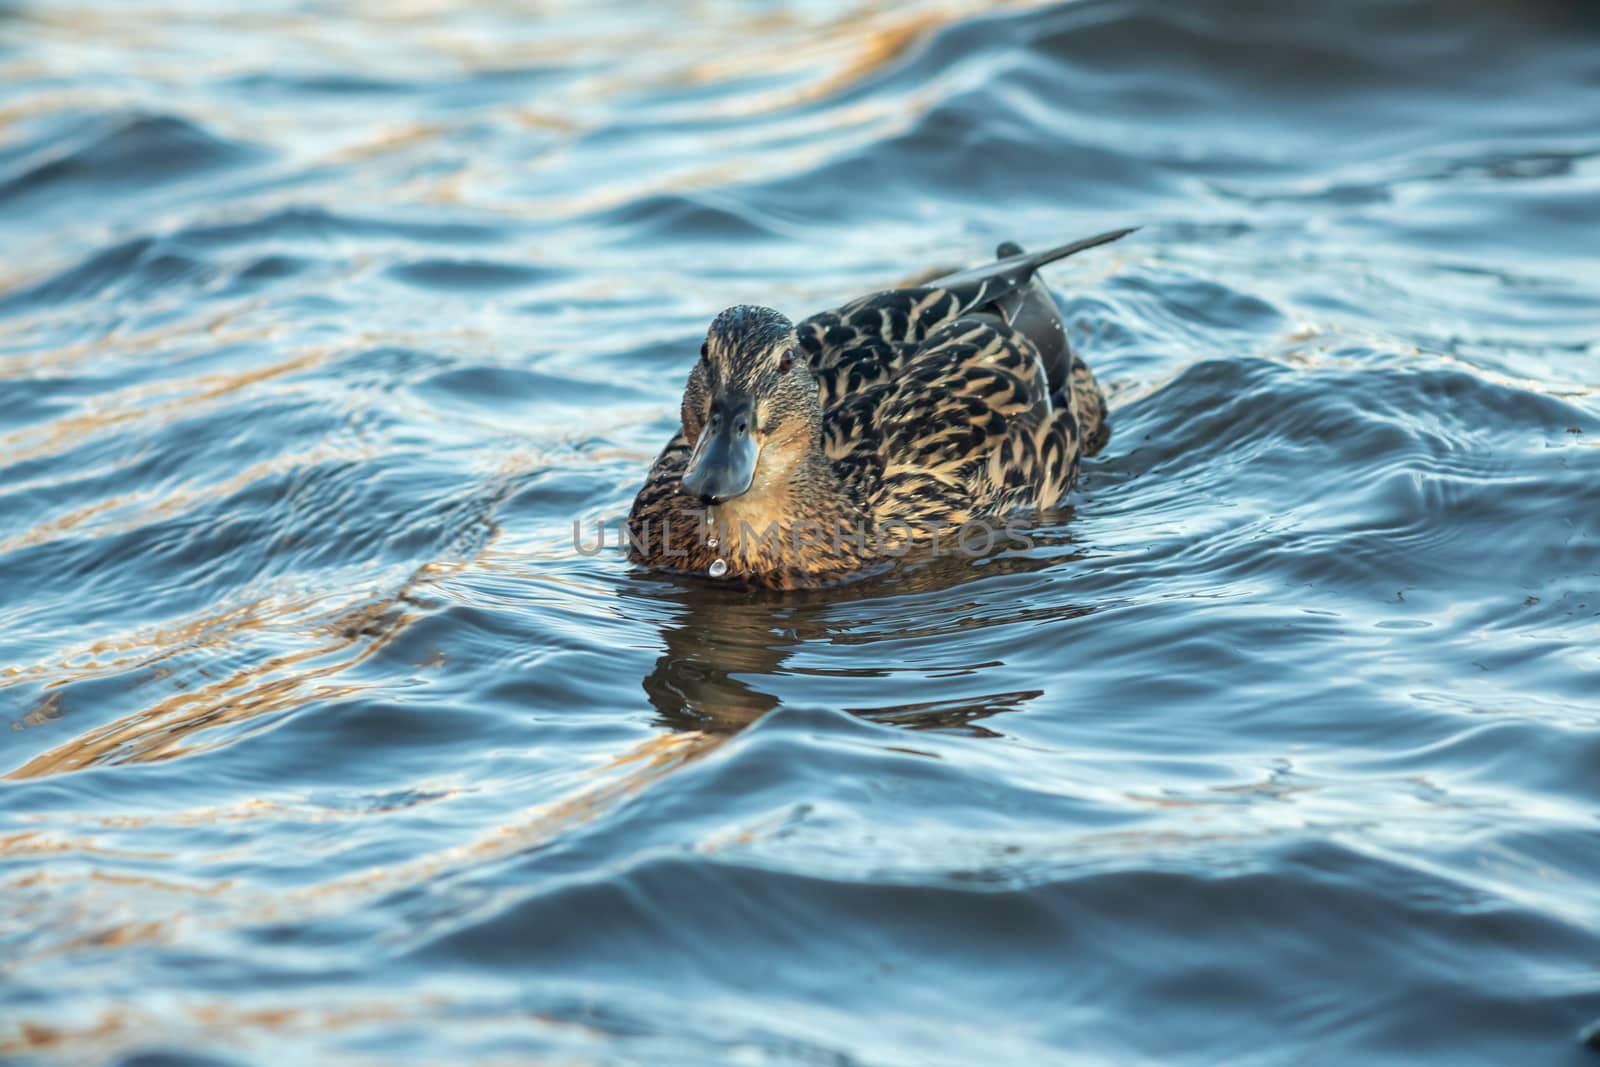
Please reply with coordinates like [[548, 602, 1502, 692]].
[[778, 348, 794, 373]]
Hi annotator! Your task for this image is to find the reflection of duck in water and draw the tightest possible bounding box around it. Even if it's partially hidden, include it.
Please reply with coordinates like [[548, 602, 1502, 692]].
[[628, 228, 1134, 588], [636, 534, 1095, 735]]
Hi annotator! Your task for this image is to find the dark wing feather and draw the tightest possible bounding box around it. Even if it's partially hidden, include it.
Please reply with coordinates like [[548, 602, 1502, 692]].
[[797, 226, 1131, 400], [802, 226, 1136, 524], [820, 317, 1070, 526], [797, 288, 963, 374], [925, 227, 1136, 318]]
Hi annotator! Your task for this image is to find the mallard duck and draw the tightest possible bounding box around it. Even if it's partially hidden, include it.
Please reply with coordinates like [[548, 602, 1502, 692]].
[[627, 227, 1134, 588]]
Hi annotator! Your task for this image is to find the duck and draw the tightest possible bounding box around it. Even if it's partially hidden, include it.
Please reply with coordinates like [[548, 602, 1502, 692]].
[[627, 227, 1134, 588]]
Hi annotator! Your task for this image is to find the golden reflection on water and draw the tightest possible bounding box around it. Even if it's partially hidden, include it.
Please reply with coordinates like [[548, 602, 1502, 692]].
[[5, 597, 286, 693], [0, 524, 1088, 1052], [679, 4, 991, 116], [0, 433, 383, 559], [1, 725, 723, 1063], [3, 998, 448, 1064], [0, 307, 263, 381], [7, 0, 1038, 223], [304, 727, 730, 905], [3, 996, 630, 1067], [0, 1, 1077, 1057], [4, 596, 411, 778], [3, 452, 512, 777]]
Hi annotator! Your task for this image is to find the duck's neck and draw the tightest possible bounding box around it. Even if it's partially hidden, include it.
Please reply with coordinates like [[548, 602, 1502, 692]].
[[706, 450, 866, 577]]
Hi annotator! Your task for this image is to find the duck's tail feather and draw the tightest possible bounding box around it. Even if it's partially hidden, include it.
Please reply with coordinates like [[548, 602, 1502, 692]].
[[1009, 227, 1137, 277], [928, 226, 1136, 316], [966, 228, 1132, 410]]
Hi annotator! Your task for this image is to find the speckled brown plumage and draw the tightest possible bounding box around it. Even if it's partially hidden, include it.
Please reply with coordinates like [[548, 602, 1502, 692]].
[[628, 229, 1132, 588]]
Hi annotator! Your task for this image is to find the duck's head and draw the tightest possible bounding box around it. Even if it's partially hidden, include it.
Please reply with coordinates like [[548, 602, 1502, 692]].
[[679, 305, 820, 506]]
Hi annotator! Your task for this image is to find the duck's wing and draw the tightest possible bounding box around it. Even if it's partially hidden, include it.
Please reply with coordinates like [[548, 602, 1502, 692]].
[[797, 228, 1133, 411], [823, 318, 1083, 525]]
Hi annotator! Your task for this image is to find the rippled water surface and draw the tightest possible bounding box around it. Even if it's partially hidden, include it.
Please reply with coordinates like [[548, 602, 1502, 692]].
[[4, 1, 1600, 1063]]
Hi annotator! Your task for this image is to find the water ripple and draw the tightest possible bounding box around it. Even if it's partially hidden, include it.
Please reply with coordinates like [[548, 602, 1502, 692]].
[[3, 0, 1600, 1064]]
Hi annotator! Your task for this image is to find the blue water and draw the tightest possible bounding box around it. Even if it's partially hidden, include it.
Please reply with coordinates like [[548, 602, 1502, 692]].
[[3, 1, 1599, 1063]]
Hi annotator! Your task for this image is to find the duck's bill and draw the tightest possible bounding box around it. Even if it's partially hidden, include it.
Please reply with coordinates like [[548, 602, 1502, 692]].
[[682, 420, 758, 503]]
